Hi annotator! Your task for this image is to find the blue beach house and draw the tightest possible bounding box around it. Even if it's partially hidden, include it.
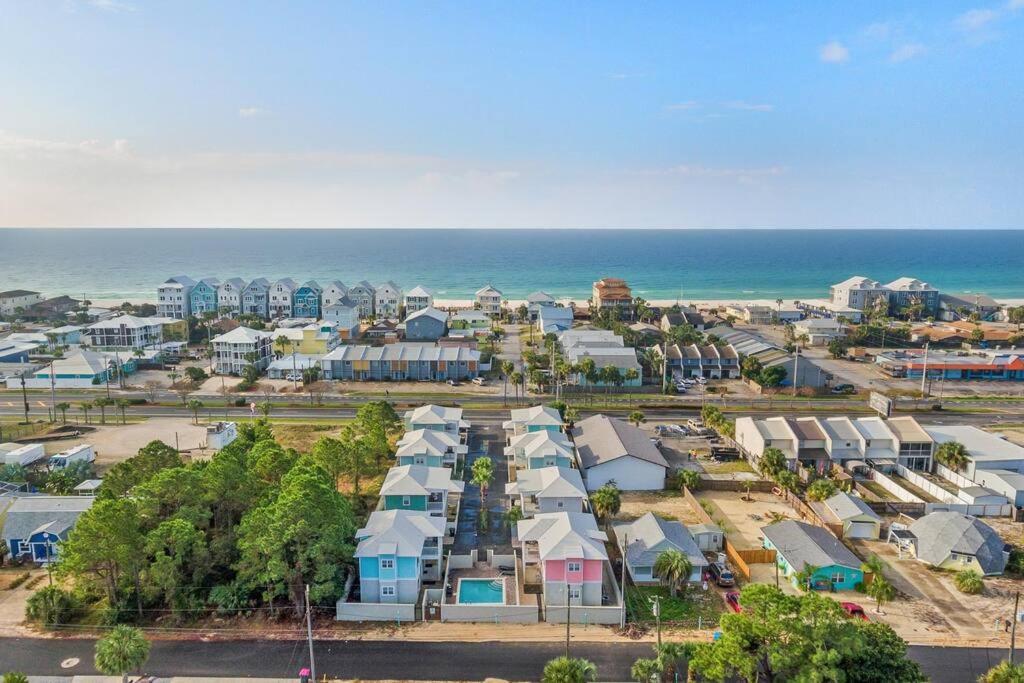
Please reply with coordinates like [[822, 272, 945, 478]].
[[2, 496, 94, 564], [189, 278, 220, 316], [354, 510, 446, 604], [394, 429, 466, 468], [504, 430, 577, 470], [379, 465, 464, 517], [502, 405, 563, 436], [293, 280, 323, 319], [762, 520, 864, 590]]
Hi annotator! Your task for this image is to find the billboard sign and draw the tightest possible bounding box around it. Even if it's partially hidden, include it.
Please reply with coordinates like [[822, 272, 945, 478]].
[[869, 392, 894, 417]]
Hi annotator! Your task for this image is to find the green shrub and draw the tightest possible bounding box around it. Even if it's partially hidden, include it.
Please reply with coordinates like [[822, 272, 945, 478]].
[[25, 586, 81, 626], [954, 569, 984, 594], [853, 581, 866, 593], [4, 673, 30, 683], [6, 572, 30, 590]]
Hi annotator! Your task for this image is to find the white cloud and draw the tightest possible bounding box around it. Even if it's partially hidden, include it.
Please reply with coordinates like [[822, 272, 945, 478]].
[[954, 8, 998, 30], [889, 43, 927, 62], [819, 41, 850, 64], [85, 0, 136, 12], [862, 22, 893, 40], [238, 106, 267, 118], [664, 101, 700, 111], [1010, 0, 1024, 10], [726, 101, 774, 112]]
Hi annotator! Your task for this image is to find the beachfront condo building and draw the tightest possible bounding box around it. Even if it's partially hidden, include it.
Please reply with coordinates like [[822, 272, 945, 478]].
[[592, 278, 633, 316], [829, 275, 939, 316], [320, 344, 481, 381], [0, 290, 44, 316]]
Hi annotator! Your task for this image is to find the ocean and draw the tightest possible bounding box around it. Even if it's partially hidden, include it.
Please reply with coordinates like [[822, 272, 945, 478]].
[[1, 228, 1022, 302]]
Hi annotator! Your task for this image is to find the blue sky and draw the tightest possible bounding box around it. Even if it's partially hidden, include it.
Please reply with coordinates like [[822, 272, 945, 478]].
[[1, 1, 1022, 228]]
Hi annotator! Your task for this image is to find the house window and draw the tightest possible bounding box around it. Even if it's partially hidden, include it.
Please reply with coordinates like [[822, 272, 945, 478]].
[[380, 559, 394, 569], [830, 572, 845, 584], [402, 496, 411, 507], [567, 561, 582, 573], [557, 501, 564, 508], [17, 541, 30, 554], [381, 586, 395, 597], [568, 586, 581, 600]]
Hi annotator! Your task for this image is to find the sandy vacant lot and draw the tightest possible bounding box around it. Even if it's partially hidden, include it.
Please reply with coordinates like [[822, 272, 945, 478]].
[[619, 491, 703, 524], [695, 490, 796, 548], [46, 417, 208, 467]]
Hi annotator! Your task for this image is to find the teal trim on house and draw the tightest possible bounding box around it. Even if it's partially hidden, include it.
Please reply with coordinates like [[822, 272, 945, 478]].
[[378, 554, 397, 581], [527, 455, 574, 469], [397, 556, 418, 579], [763, 538, 864, 590], [190, 281, 219, 315], [397, 454, 444, 468], [359, 557, 380, 579], [383, 495, 427, 511]]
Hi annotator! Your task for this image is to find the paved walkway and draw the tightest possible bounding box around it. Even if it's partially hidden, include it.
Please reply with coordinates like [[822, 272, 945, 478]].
[[453, 423, 512, 554]]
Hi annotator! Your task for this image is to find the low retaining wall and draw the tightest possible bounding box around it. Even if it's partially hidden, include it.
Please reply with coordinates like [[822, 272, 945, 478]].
[[925, 502, 1012, 517], [697, 478, 776, 493], [544, 604, 625, 626], [336, 601, 416, 622]]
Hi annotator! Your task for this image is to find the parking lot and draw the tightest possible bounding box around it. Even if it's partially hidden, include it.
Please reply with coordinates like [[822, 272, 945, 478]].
[[43, 417, 209, 468]]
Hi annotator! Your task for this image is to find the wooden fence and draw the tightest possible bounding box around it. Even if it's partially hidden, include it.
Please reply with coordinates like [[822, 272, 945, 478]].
[[723, 540, 776, 580], [682, 486, 716, 525], [697, 478, 776, 493], [781, 489, 846, 538]]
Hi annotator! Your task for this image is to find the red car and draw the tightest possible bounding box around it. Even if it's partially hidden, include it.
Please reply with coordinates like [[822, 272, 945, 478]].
[[724, 591, 742, 613], [841, 602, 868, 621]]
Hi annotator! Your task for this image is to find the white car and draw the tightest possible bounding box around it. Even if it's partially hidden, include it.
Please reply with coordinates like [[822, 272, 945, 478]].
[[285, 372, 302, 382], [471, 377, 486, 386], [695, 377, 708, 385]]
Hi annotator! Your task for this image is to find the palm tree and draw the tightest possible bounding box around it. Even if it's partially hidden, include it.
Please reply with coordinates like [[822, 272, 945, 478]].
[[935, 441, 969, 472], [510, 370, 524, 405], [775, 298, 783, 323], [653, 549, 693, 598], [860, 553, 886, 578], [55, 402, 70, 425], [655, 641, 695, 681], [115, 399, 130, 425], [866, 575, 895, 613], [79, 403, 91, 425], [187, 399, 204, 424], [623, 368, 639, 404], [501, 360, 515, 406], [630, 657, 660, 683], [94, 625, 150, 683], [980, 660, 1024, 683], [93, 397, 112, 425], [628, 410, 646, 427], [563, 407, 579, 429], [504, 504, 524, 529], [542, 656, 597, 683], [590, 482, 621, 529], [795, 562, 821, 591], [471, 456, 494, 502]]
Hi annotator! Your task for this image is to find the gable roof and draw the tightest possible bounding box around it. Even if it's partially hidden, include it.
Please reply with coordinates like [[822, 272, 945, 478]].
[[476, 284, 503, 297], [506, 466, 587, 500], [379, 465, 463, 497], [571, 415, 668, 470], [354, 510, 446, 557], [212, 327, 271, 344], [823, 491, 880, 522], [405, 306, 448, 324], [507, 405, 563, 429], [616, 512, 708, 568], [406, 285, 433, 298], [404, 404, 463, 426], [909, 511, 1007, 574], [505, 430, 576, 461], [527, 291, 555, 303], [395, 429, 463, 458], [516, 511, 608, 561], [2, 495, 94, 542], [762, 520, 861, 571]]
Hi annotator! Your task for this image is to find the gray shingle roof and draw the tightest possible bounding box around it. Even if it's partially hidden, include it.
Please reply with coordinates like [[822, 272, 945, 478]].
[[616, 512, 708, 569], [908, 511, 1008, 575], [1, 495, 94, 542], [762, 520, 861, 571], [571, 415, 668, 470], [823, 491, 880, 523]]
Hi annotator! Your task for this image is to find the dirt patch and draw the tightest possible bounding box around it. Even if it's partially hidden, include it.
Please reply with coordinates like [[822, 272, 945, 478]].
[[46, 418, 209, 467], [619, 491, 703, 524], [694, 490, 796, 549], [273, 423, 349, 452]]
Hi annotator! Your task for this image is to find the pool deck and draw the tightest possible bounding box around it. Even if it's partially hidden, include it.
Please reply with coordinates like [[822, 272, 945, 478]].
[[445, 564, 522, 606]]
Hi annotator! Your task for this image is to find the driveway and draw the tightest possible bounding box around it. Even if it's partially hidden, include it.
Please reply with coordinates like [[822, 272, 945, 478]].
[[452, 422, 512, 554]]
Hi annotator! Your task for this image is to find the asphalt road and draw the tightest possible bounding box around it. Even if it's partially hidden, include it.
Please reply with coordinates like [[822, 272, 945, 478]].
[[0, 636, 1016, 681]]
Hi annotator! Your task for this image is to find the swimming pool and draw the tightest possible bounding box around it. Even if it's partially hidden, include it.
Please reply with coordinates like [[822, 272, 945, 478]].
[[457, 578, 505, 604]]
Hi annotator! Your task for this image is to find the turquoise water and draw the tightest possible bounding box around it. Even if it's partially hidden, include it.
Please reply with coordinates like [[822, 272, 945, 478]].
[[457, 578, 504, 604], [1, 228, 1022, 301]]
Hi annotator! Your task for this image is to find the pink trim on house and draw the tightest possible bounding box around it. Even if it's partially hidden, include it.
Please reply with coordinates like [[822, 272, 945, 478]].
[[543, 559, 602, 582]]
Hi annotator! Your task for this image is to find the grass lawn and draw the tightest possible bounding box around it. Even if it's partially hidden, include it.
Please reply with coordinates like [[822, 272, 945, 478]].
[[700, 459, 756, 475], [271, 422, 352, 452], [856, 479, 898, 501], [625, 585, 725, 626]]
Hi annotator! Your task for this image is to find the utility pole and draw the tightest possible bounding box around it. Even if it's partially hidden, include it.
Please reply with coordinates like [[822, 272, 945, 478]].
[[661, 340, 668, 394], [920, 342, 930, 398], [1011, 591, 1020, 664], [19, 373, 29, 424], [49, 360, 57, 423], [565, 579, 571, 659], [792, 346, 800, 397], [305, 584, 317, 682]]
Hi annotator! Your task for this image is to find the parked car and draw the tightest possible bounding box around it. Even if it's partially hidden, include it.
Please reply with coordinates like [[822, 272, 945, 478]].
[[285, 372, 302, 382], [695, 376, 708, 385], [841, 602, 868, 621], [675, 384, 689, 394], [471, 377, 486, 386], [724, 591, 742, 613], [447, 379, 460, 386], [708, 562, 735, 587], [831, 384, 855, 394]]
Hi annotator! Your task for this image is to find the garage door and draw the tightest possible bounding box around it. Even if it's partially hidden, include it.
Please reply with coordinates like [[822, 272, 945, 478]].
[[847, 522, 876, 539]]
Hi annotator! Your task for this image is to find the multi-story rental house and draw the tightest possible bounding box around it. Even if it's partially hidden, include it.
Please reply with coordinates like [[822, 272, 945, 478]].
[[404, 285, 434, 314], [321, 281, 349, 309], [348, 281, 376, 319], [375, 281, 403, 319], [517, 511, 609, 608], [354, 510, 446, 604], [241, 278, 271, 319], [211, 327, 273, 375], [269, 278, 298, 319], [217, 278, 247, 316], [156, 276, 196, 319], [189, 278, 220, 316], [293, 280, 323, 318], [475, 285, 503, 316]]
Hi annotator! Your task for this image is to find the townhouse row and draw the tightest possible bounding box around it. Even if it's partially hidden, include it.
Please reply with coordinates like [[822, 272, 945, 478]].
[[158, 276, 510, 322]]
